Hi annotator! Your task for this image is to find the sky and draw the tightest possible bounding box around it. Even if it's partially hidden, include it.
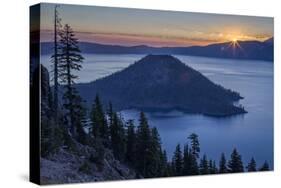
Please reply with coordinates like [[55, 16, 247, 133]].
[[40, 3, 273, 47]]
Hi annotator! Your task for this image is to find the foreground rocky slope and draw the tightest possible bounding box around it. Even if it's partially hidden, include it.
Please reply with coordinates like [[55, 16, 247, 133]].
[[40, 141, 136, 184], [38, 65, 137, 184]]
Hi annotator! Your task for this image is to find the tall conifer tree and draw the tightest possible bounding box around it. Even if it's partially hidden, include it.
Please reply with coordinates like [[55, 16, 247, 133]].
[[246, 157, 257, 172], [199, 154, 209, 174], [159, 150, 168, 177], [148, 127, 162, 177], [136, 112, 151, 177], [110, 112, 126, 161], [188, 133, 200, 159], [58, 24, 84, 136], [183, 144, 190, 175], [126, 119, 136, 165], [51, 5, 61, 120], [259, 161, 270, 171], [91, 95, 108, 140], [219, 153, 228, 173], [172, 144, 183, 176], [227, 148, 244, 173]]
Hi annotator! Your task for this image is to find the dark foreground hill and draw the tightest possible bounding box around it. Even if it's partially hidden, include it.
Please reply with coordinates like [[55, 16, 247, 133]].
[[37, 65, 137, 184], [41, 38, 273, 61], [75, 55, 247, 116]]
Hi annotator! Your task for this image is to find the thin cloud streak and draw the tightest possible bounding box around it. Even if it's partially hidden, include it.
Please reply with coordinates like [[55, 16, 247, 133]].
[[41, 29, 272, 47], [40, 3, 273, 47]]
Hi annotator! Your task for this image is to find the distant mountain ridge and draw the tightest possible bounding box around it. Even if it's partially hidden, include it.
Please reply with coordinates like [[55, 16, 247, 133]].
[[41, 37, 273, 61], [75, 55, 247, 117]]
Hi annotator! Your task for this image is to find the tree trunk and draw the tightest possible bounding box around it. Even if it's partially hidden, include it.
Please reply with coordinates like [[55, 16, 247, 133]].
[[53, 5, 59, 122]]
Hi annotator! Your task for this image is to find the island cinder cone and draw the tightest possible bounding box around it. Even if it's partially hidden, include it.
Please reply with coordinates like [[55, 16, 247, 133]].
[[75, 55, 246, 116]]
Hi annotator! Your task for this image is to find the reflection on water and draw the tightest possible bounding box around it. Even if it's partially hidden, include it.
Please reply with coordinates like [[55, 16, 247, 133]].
[[42, 54, 273, 169]]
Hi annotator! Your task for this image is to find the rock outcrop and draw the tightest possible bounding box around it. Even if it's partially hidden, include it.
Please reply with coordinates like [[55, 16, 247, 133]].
[[40, 140, 136, 184]]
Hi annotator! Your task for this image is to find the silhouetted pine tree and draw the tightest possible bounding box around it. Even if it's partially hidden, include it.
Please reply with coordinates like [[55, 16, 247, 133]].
[[51, 5, 61, 120], [188, 133, 200, 159], [58, 23, 84, 137], [219, 153, 228, 173], [159, 150, 169, 177], [199, 154, 209, 174], [188, 150, 199, 175], [147, 127, 162, 177], [209, 160, 217, 174], [183, 144, 190, 175], [213, 160, 218, 174], [228, 148, 244, 173], [182, 143, 199, 175], [246, 157, 257, 172], [71, 93, 88, 144], [208, 160, 213, 174], [172, 144, 183, 176], [136, 112, 151, 177], [125, 119, 136, 165], [110, 112, 126, 161], [259, 161, 270, 171], [91, 95, 108, 140], [182, 133, 200, 175]]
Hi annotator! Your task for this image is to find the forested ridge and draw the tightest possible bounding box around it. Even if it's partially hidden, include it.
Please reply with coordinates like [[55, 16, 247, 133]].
[[41, 37, 274, 61], [36, 5, 270, 184]]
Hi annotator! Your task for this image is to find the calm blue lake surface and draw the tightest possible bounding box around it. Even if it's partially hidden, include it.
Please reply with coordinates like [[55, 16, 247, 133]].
[[42, 54, 273, 169]]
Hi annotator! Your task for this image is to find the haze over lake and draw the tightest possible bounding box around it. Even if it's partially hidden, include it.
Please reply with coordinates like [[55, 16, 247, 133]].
[[42, 54, 273, 168]]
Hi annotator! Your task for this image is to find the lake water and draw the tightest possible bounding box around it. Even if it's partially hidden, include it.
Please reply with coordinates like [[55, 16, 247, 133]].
[[41, 54, 273, 169]]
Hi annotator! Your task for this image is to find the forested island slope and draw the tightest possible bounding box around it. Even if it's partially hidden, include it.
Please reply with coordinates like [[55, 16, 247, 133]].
[[76, 55, 246, 116]]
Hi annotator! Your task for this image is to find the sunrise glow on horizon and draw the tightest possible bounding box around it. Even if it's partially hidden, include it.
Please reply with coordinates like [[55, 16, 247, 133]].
[[40, 3, 273, 47]]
